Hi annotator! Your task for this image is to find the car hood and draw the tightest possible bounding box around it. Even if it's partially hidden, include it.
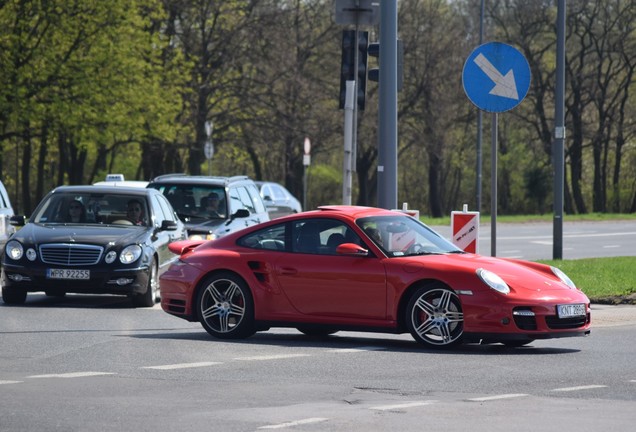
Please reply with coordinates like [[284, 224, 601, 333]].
[[397, 253, 587, 297], [11, 223, 149, 247], [184, 219, 228, 233]]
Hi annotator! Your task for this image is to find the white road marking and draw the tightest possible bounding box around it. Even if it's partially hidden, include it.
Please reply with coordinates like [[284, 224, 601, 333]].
[[28, 372, 115, 379], [602, 245, 621, 248], [491, 231, 636, 240], [370, 400, 438, 411], [143, 361, 221, 370], [258, 417, 328, 429], [0, 380, 22, 385], [551, 385, 607, 392], [468, 394, 528, 402], [235, 354, 311, 361]]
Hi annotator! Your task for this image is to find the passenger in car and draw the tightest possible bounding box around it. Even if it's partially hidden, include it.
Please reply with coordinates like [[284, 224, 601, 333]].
[[204, 192, 225, 218], [126, 199, 145, 226], [66, 200, 87, 223]]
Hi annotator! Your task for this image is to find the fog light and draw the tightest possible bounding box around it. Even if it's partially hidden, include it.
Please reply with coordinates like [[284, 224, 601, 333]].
[[109, 277, 134, 286]]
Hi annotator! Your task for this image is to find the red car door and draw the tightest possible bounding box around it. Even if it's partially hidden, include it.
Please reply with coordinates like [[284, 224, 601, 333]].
[[274, 252, 388, 320]]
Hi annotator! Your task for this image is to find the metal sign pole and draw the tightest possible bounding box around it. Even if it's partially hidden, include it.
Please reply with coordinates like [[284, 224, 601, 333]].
[[491, 112, 498, 257]]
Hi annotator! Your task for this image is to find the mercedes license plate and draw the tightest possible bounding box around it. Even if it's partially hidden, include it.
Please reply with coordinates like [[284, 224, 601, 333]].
[[47, 269, 90, 280], [557, 303, 586, 318]]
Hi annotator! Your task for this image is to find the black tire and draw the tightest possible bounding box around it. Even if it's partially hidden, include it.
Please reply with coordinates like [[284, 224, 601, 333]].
[[406, 285, 464, 348], [196, 272, 255, 339], [133, 259, 158, 308], [297, 327, 338, 337], [2, 287, 27, 305]]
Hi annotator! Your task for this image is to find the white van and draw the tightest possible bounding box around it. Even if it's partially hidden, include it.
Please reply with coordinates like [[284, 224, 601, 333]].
[[0, 180, 15, 252]]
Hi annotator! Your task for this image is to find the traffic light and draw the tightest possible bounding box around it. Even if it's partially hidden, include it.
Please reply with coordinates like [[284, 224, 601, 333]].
[[367, 39, 404, 91], [339, 30, 369, 111]]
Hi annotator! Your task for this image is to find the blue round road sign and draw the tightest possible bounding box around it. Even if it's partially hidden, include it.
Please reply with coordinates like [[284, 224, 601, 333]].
[[462, 42, 531, 113]]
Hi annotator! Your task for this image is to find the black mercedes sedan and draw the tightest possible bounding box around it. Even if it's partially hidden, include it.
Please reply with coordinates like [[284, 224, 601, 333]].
[[1, 185, 186, 307]]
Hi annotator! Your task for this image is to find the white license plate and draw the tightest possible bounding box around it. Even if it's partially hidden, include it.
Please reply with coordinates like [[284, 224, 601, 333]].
[[47, 269, 90, 280], [557, 303, 586, 318]]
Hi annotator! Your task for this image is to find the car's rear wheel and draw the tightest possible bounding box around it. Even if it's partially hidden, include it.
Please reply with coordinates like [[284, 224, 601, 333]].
[[133, 259, 158, 308], [406, 285, 464, 348], [197, 272, 255, 339], [2, 287, 27, 305]]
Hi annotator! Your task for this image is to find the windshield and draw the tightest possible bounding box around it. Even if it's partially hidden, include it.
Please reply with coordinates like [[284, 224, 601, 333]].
[[356, 215, 463, 257], [150, 184, 227, 221], [32, 192, 150, 226]]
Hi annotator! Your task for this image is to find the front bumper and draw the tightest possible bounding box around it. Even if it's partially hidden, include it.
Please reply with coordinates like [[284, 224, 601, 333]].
[[1, 262, 150, 296]]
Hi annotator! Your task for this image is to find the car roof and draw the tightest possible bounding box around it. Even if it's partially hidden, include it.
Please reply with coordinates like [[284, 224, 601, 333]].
[[50, 185, 159, 196], [93, 180, 149, 188], [148, 174, 252, 186]]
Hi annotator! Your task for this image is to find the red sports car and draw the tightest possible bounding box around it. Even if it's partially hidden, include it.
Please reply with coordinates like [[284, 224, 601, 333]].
[[160, 206, 591, 348]]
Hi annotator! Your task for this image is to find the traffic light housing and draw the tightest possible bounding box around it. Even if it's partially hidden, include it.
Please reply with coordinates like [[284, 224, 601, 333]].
[[367, 39, 404, 91], [339, 30, 369, 111]]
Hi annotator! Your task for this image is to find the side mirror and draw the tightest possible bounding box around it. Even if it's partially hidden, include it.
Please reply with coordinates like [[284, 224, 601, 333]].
[[233, 209, 250, 219], [9, 215, 27, 227], [336, 243, 368, 256], [160, 220, 178, 231]]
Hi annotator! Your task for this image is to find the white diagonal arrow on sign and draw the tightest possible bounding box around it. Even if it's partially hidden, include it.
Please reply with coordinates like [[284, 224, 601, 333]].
[[474, 53, 519, 100]]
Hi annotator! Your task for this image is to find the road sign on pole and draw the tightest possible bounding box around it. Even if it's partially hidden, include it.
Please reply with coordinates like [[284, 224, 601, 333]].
[[462, 42, 531, 113], [462, 42, 530, 256]]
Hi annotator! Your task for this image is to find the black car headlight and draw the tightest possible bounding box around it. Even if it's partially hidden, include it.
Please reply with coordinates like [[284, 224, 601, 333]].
[[476, 268, 510, 294], [119, 245, 142, 264], [5, 240, 23, 260]]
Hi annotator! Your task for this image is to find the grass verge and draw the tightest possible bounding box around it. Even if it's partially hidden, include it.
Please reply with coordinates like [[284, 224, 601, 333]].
[[537, 257, 636, 304]]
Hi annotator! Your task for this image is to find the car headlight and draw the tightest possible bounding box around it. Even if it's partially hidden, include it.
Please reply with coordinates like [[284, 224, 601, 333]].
[[5, 240, 23, 260], [119, 245, 142, 264], [105, 251, 117, 264], [476, 268, 510, 294], [551, 266, 576, 289], [26, 248, 37, 261]]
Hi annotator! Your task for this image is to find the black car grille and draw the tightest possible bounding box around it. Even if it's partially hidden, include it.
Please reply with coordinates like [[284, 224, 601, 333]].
[[39, 243, 103, 266], [545, 314, 590, 330]]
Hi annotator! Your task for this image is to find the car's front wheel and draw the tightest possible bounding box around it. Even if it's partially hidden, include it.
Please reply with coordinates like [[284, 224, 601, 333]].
[[2, 286, 27, 305], [197, 272, 255, 339], [406, 285, 464, 348], [133, 259, 158, 308]]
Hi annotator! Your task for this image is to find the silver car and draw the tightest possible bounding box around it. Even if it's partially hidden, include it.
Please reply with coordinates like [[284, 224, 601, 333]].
[[255, 181, 302, 219]]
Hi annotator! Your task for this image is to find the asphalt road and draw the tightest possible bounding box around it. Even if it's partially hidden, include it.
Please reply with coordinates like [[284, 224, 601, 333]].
[[431, 220, 636, 260], [1, 295, 635, 432]]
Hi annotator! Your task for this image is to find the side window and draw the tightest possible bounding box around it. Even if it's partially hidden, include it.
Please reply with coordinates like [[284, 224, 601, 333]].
[[292, 219, 360, 255], [238, 223, 286, 251], [236, 186, 256, 214], [228, 187, 242, 214], [150, 196, 165, 226], [155, 195, 177, 222], [271, 185, 286, 201], [246, 184, 267, 214]]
